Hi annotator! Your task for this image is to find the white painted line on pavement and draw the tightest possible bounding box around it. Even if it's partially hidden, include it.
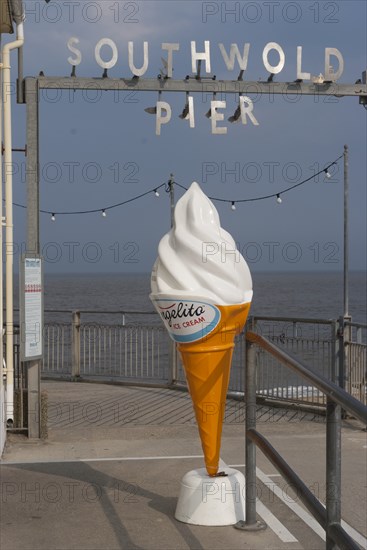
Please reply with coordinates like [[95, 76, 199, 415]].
[[341, 518, 366, 548], [257, 467, 367, 548], [79, 454, 204, 463], [1, 454, 204, 465], [256, 498, 298, 543], [231, 464, 325, 541], [255, 467, 326, 541], [233, 463, 367, 549]]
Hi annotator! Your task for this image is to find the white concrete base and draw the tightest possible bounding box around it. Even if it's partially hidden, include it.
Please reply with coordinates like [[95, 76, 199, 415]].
[[175, 466, 246, 526]]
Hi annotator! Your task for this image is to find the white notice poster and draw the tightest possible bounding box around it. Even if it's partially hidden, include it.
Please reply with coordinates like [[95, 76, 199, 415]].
[[22, 258, 43, 359]]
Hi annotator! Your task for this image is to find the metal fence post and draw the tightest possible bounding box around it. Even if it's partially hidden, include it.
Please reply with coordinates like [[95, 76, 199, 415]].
[[331, 320, 339, 385], [326, 398, 341, 550], [235, 339, 266, 531], [337, 317, 345, 390], [343, 315, 352, 396], [244, 316, 255, 397], [72, 311, 81, 378], [168, 340, 177, 385]]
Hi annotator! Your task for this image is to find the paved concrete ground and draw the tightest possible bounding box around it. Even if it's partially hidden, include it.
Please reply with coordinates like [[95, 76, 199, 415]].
[[1, 381, 366, 550]]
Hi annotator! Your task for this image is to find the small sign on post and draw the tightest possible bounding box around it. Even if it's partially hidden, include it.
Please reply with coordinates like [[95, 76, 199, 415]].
[[20, 255, 43, 361]]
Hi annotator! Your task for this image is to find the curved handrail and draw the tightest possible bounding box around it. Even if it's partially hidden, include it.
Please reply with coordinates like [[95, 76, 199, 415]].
[[246, 331, 367, 425], [244, 331, 366, 549]]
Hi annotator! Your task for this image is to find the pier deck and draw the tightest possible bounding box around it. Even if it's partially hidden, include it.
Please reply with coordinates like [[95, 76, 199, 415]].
[[1, 381, 366, 550]]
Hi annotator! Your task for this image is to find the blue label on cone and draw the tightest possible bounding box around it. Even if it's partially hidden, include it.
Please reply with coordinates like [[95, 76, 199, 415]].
[[152, 298, 221, 343]]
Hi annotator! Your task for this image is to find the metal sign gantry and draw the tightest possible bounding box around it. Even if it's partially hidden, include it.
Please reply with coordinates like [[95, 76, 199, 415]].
[[32, 75, 367, 95]]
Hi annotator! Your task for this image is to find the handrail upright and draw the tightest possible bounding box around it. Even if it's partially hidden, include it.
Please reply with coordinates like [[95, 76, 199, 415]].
[[243, 331, 366, 549], [245, 341, 257, 527], [235, 339, 266, 532], [326, 398, 341, 550]]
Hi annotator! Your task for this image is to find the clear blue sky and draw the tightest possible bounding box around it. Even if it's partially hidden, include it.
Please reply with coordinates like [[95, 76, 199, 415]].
[[9, 0, 367, 273]]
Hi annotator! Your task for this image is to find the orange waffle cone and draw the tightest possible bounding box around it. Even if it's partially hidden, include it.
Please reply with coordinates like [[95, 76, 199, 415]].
[[178, 302, 251, 476]]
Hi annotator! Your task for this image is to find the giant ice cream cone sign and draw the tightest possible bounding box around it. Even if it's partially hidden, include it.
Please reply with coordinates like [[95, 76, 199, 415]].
[[150, 182, 252, 477]]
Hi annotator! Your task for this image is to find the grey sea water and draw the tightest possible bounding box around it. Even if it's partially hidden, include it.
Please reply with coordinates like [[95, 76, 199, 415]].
[[34, 271, 367, 325], [10, 271, 365, 396]]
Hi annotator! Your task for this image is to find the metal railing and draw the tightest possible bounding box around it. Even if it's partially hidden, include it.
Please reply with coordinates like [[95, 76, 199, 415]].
[[248, 316, 337, 406], [344, 321, 367, 405], [79, 324, 170, 383], [41, 310, 163, 380], [243, 331, 367, 549], [37, 310, 367, 410], [43, 323, 71, 375], [2, 326, 26, 430], [175, 315, 367, 407]]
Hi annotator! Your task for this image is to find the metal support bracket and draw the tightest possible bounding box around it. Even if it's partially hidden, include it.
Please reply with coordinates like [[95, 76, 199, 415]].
[[234, 520, 267, 532]]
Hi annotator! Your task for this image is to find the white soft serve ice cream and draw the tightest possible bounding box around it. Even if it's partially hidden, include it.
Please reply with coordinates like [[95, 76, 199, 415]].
[[151, 182, 252, 305]]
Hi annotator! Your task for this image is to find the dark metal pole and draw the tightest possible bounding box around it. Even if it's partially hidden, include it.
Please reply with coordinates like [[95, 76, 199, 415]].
[[17, 45, 24, 104], [343, 145, 349, 318], [168, 173, 174, 228], [337, 317, 346, 390], [235, 342, 266, 531], [331, 321, 341, 384], [245, 341, 257, 525], [343, 145, 352, 404], [167, 174, 177, 384], [25, 78, 40, 254], [326, 398, 342, 550]]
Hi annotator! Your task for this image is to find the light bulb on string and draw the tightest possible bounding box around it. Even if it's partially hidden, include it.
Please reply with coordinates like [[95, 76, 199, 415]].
[[12, 153, 343, 220], [324, 168, 332, 179]]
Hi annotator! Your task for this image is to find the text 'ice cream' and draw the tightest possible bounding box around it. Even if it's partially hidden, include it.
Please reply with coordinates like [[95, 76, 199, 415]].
[[150, 182, 253, 476]]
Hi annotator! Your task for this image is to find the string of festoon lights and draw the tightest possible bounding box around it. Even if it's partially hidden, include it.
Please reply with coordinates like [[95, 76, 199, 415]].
[[11, 154, 343, 221]]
